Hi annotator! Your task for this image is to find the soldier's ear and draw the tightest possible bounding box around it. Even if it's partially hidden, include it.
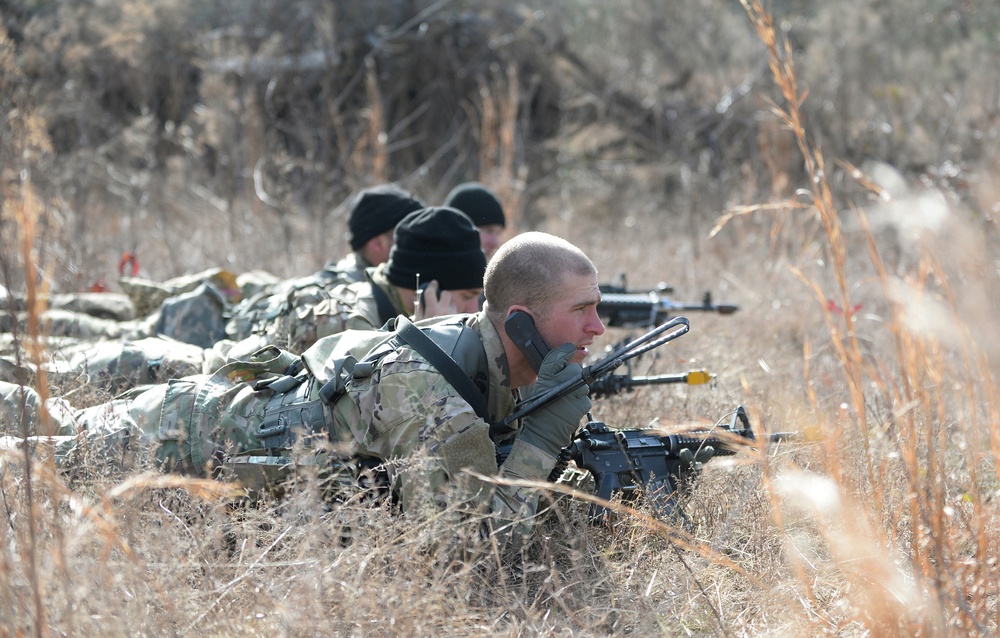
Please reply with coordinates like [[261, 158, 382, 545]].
[[506, 304, 531, 320]]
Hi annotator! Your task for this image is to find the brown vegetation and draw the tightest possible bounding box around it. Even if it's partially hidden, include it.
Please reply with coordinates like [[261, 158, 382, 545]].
[[3, 0, 1000, 635]]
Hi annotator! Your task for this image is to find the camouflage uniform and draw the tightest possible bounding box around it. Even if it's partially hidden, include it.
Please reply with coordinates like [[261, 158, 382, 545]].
[[48, 344, 300, 472], [49, 312, 558, 543], [342, 264, 407, 331], [120, 268, 241, 320], [2, 331, 230, 398], [0, 271, 244, 403], [224, 263, 405, 361], [1, 292, 136, 341], [266, 259, 408, 345], [3, 271, 240, 352], [43, 335, 222, 396], [327, 313, 557, 534], [329, 252, 374, 285], [0, 381, 77, 436]]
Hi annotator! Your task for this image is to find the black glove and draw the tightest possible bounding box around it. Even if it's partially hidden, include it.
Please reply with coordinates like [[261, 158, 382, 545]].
[[515, 343, 591, 458], [678, 446, 715, 468]]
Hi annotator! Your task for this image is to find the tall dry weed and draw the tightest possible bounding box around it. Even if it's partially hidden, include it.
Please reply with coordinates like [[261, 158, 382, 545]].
[[476, 63, 528, 234], [1, 20, 58, 636], [719, 0, 1000, 634]]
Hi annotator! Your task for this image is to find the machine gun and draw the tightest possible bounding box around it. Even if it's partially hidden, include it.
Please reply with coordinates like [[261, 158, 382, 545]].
[[496, 406, 794, 522], [598, 290, 739, 328]]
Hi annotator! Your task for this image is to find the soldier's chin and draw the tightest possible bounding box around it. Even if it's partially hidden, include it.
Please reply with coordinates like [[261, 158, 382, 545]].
[[572, 347, 588, 363]]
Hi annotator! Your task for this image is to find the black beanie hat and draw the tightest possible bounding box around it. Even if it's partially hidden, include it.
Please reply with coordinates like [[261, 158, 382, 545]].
[[385, 207, 487, 291], [443, 182, 506, 228], [348, 185, 425, 250]]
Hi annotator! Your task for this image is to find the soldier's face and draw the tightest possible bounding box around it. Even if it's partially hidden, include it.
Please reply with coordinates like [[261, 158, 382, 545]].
[[365, 230, 395, 265], [534, 272, 605, 364], [449, 288, 485, 314], [478, 224, 504, 261]]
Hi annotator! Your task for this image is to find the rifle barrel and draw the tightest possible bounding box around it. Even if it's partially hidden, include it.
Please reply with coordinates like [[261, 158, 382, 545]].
[[632, 371, 714, 386], [621, 373, 690, 386], [669, 301, 740, 314], [765, 431, 800, 443], [589, 370, 714, 397]]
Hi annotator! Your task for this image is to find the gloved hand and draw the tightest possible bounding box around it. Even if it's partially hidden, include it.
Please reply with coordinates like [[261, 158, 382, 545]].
[[678, 445, 715, 468], [514, 342, 591, 458]]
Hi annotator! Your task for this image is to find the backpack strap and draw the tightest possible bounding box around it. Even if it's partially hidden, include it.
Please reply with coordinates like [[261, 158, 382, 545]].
[[394, 317, 490, 423], [365, 270, 399, 326]]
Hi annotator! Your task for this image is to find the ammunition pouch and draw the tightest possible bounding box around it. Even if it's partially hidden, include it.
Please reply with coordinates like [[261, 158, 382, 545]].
[[256, 345, 369, 451], [256, 373, 325, 451]]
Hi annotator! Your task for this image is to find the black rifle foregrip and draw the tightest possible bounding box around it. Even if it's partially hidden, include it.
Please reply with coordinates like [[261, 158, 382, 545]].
[[665, 432, 751, 457]]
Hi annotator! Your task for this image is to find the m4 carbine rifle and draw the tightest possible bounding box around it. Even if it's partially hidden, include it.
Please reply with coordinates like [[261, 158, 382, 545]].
[[497, 405, 790, 522], [492, 316, 793, 521], [598, 290, 739, 328]]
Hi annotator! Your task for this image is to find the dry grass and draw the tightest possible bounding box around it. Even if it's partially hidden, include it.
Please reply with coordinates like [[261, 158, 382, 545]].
[[3, 1, 1000, 636]]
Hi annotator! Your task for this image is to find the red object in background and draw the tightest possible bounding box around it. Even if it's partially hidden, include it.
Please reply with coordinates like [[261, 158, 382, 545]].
[[89, 278, 109, 292], [826, 300, 862, 316], [118, 251, 140, 277]]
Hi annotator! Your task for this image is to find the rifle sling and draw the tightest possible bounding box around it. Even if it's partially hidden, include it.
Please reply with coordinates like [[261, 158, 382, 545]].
[[394, 317, 490, 423]]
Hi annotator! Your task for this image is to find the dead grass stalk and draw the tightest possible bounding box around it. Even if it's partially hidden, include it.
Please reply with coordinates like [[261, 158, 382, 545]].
[[736, 0, 1000, 633]]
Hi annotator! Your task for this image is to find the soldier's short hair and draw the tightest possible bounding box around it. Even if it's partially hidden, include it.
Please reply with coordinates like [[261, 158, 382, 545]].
[[483, 232, 596, 321]]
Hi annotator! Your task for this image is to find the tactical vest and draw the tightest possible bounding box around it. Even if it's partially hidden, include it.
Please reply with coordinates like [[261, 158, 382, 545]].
[[221, 316, 490, 496]]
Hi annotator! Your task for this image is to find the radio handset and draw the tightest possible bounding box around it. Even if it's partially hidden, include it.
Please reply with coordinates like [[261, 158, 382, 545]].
[[504, 311, 551, 374]]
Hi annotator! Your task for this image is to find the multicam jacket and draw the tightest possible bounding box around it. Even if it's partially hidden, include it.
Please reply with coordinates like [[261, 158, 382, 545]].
[[328, 313, 561, 536], [52, 345, 301, 472], [223, 265, 358, 353], [46, 312, 562, 543]]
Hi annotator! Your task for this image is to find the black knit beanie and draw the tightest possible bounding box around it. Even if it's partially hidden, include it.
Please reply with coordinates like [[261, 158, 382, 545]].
[[443, 182, 506, 228], [348, 185, 425, 250], [385, 207, 487, 291]]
